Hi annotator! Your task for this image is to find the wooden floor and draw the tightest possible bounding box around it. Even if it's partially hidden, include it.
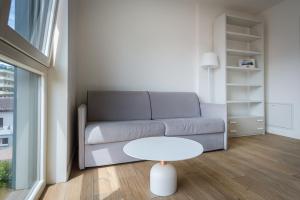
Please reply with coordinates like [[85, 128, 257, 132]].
[[41, 134, 300, 200]]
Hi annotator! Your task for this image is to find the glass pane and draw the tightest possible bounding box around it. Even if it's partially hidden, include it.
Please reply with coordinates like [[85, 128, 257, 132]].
[[0, 61, 40, 200], [8, 0, 55, 56]]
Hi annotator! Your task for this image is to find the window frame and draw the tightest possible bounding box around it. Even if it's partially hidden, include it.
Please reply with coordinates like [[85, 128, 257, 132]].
[[0, 43, 48, 200], [0, 0, 59, 67], [0, 0, 58, 198]]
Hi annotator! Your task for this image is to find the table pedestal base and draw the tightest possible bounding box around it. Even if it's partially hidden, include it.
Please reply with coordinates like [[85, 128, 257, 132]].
[[150, 163, 177, 196]]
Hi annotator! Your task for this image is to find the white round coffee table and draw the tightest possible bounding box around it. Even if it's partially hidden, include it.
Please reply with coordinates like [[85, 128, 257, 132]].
[[123, 136, 203, 196]]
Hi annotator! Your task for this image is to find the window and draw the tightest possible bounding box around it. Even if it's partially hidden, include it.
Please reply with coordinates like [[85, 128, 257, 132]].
[[0, 0, 57, 199], [0, 0, 58, 66], [8, 0, 56, 56], [1, 137, 8, 144], [0, 137, 8, 145], [0, 60, 41, 199], [0, 118, 3, 128]]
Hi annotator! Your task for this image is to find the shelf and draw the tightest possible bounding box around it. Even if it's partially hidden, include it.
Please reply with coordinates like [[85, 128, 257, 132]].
[[226, 66, 263, 71], [227, 31, 262, 42], [228, 115, 264, 119], [227, 49, 262, 56], [227, 15, 262, 27], [227, 100, 263, 104], [227, 83, 263, 87]]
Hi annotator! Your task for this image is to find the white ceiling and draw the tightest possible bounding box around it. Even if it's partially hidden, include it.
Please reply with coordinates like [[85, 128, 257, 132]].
[[199, 0, 284, 14]]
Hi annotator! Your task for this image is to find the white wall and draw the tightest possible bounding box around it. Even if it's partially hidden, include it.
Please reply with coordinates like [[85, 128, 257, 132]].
[[47, 0, 76, 184], [75, 0, 239, 104], [262, 0, 300, 139]]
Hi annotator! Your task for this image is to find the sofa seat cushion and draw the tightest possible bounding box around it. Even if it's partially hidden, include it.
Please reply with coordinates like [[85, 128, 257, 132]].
[[158, 117, 225, 136], [85, 120, 165, 145]]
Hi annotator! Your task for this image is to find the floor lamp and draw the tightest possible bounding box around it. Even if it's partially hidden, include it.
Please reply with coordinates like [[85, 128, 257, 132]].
[[201, 52, 219, 102]]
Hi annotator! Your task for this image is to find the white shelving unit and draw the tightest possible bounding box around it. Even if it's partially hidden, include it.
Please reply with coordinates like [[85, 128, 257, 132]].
[[213, 14, 265, 137]]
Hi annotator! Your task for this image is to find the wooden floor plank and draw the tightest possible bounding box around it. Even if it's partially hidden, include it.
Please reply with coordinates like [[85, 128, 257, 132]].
[[41, 134, 300, 200]]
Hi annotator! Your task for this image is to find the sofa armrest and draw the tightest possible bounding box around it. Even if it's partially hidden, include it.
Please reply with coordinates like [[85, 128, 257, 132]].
[[78, 104, 87, 169], [200, 103, 228, 150]]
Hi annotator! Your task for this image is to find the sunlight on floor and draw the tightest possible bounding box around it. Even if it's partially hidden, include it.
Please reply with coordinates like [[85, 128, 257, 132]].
[[97, 166, 120, 199]]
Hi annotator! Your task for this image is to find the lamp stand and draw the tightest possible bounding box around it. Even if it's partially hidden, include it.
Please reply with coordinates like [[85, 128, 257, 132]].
[[207, 67, 213, 103]]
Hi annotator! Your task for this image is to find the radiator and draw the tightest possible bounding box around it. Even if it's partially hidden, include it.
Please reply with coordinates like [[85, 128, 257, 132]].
[[266, 103, 293, 129]]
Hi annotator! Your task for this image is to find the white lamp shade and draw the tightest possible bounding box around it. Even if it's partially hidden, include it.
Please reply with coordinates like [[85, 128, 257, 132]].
[[201, 52, 219, 69]]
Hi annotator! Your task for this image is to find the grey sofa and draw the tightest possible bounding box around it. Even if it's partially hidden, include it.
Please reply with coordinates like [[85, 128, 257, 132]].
[[78, 91, 227, 169]]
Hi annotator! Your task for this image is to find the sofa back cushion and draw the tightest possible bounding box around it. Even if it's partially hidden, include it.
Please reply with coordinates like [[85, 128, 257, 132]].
[[149, 92, 201, 119], [87, 91, 151, 121]]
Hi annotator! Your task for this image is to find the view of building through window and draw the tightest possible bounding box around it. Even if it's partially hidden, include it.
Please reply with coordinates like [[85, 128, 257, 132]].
[[0, 60, 40, 200], [0, 62, 14, 199]]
